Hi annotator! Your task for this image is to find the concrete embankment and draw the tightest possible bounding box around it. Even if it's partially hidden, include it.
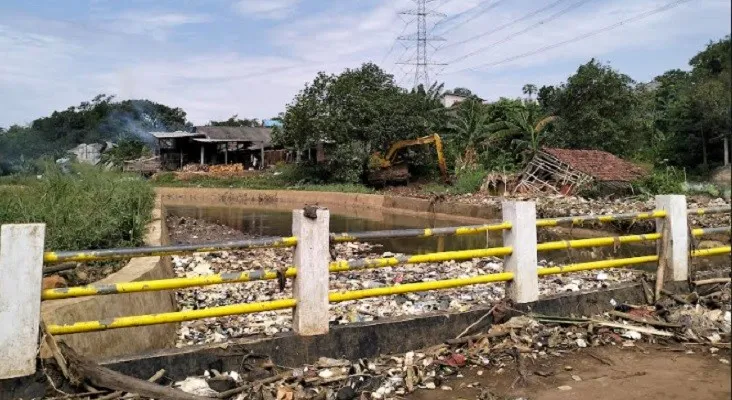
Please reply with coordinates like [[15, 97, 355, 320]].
[[40, 196, 179, 360]]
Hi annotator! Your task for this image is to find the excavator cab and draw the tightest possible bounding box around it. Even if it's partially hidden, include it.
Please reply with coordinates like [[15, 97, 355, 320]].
[[367, 133, 450, 186]]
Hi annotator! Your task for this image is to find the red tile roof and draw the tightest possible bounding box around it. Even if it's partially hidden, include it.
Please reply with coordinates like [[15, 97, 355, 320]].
[[541, 147, 647, 182]]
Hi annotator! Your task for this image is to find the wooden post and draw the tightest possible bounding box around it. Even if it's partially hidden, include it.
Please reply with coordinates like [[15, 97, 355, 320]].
[[292, 208, 330, 335], [224, 143, 228, 165], [502, 201, 538, 303], [655, 195, 688, 282], [0, 224, 45, 378], [200, 145, 204, 165]]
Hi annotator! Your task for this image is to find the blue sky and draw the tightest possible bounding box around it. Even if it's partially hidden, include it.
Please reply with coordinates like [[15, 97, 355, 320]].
[[1, 0, 729, 127]]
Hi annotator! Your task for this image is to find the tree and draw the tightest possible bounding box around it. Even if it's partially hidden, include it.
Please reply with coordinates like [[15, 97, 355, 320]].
[[522, 84, 538, 100], [541, 59, 646, 156], [486, 102, 557, 161], [209, 115, 260, 127], [448, 87, 474, 97], [275, 63, 442, 182], [446, 98, 492, 168]]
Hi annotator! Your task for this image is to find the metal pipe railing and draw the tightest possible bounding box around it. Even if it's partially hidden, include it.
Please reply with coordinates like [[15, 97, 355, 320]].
[[538, 255, 659, 276], [537, 233, 661, 252], [330, 221, 512, 242], [42, 210, 672, 264], [688, 207, 732, 216], [43, 236, 298, 264], [42, 246, 514, 300], [535, 210, 666, 227], [691, 226, 731, 236], [691, 246, 731, 257]]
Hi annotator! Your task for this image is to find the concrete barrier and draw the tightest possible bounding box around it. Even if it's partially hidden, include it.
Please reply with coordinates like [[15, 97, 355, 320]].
[[156, 187, 501, 223], [40, 197, 178, 360]]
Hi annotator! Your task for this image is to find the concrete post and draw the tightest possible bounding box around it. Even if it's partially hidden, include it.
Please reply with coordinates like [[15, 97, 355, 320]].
[[200, 146, 204, 165], [0, 224, 45, 379], [292, 208, 330, 335], [502, 201, 539, 304], [655, 195, 689, 281]]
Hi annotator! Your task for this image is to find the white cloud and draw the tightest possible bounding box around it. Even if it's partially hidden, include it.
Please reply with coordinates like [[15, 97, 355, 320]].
[[104, 11, 212, 41], [232, 0, 300, 20]]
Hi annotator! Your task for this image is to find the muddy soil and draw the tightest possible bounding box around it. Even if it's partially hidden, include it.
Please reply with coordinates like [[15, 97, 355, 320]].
[[407, 345, 731, 400]]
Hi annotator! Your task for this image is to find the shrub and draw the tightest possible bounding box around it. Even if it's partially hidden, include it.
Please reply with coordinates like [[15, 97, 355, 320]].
[[0, 164, 155, 250], [632, 166, 685, 195], [453, 166, 487, 194]]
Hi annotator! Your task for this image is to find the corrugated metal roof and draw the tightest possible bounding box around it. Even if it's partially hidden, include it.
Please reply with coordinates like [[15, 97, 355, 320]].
[[194, 126, 272, 142], [150, 131, 202, 139]]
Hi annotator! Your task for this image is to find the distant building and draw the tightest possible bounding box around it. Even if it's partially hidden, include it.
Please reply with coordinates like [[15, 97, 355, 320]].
[[441, 93, 469, 108], [441, 93, 486, 108], [149, 126, 274, 170]]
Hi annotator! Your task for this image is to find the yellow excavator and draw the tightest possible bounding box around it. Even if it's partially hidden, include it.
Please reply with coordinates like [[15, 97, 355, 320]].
[[368, 133, 449, 185]]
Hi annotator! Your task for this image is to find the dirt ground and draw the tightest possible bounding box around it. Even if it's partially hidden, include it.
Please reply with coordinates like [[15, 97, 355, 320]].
[[407, 345, 731, 400]]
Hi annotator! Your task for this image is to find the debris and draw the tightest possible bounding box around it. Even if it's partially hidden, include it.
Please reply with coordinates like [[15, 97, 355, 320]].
[[174, 377, 218, 396], [595, 321, 674, 337], [720, 359, 730, 365], [58, 342, 206, 400], [622, 330, 642, 340], [608, 310, 683, 329], [571, 375, 582, 381], [576, 339, 587, 348], [694, 278, 731, 286], [557, 385, 573, 391]]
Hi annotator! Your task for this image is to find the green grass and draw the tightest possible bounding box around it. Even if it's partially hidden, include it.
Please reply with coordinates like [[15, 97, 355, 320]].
[[0, 165, 155, 251], [152, 171, 376, 194]]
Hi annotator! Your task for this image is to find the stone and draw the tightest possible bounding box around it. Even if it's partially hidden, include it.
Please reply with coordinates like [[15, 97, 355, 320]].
[[557, 385, 572, 391], [42, 275, 67, 290]]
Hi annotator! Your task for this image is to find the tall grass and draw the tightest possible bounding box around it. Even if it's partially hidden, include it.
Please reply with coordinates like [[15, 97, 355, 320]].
[[0, 165, 155, 251]]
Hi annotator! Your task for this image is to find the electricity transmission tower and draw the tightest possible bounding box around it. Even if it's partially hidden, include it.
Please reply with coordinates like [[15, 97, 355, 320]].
[[396, 0, 446, 89]]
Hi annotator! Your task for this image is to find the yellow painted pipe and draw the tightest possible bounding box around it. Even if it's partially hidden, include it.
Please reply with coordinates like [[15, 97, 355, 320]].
[[691, 227, 731, 237], [46, 298, 297, 335], [538, 255, 659, 276], [328, 272, 514, 302], [43, 246, 514, 300], [536, 233, 661, 252], [42, 268, 297, 300], [328, 246, 513, 272], [536, 210, 667, 228], [691, 246, 731, 257]]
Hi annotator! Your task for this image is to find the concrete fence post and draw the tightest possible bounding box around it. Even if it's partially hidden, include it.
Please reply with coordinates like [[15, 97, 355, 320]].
[[502, 201, 539, 304], [655, 195, 689, 281], [292, 208, 330, 336], [0, 224, 46, 379]]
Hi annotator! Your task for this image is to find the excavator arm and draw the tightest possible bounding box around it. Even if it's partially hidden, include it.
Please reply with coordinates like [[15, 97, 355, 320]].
[[375, 133, 449, 184]]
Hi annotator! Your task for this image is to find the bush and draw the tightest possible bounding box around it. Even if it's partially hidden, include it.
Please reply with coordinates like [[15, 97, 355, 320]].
[[453, 166, 487, 194], [0, 164, 155, 250], [632, 166, 685, 195]]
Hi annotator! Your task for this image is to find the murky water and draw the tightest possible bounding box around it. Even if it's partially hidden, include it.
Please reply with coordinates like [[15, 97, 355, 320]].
[[162, 205, 732, 271]]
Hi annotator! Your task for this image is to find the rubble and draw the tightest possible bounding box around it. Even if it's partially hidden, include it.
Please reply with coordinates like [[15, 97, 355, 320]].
[[162, 281, 731, 400]]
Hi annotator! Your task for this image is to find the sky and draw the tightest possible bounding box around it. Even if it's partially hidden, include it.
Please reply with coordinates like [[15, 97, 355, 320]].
[[0, 0, 729, 128]]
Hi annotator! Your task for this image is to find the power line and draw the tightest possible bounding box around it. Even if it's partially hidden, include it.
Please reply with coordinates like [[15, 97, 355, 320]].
[[381, 17, 416, 64], [438, 0, 507, 36], [441, 0, 691, 75], [441, 0, 570, 50], [432, 0, 494, 30], [444, 0, 595, 65]]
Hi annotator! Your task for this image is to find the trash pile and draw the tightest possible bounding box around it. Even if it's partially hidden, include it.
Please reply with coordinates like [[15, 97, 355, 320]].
[[172, 241, 642, 346], [169, 281, 731, 400]]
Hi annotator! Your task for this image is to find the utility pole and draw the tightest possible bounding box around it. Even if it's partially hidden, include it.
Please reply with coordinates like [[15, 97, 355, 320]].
[[397, 0, 446, 89]]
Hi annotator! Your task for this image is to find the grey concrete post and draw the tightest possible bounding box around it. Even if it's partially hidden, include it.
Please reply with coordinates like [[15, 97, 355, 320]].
[[655, 195, 689, 281], [502, 201, 539, 303], [292, 208, 330, 335], [0, 224, 45, 378]]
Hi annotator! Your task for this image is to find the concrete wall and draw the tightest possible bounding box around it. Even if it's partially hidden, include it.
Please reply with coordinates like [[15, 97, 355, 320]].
[[40, 196, 179, 360], [157, 187, 501, 223]]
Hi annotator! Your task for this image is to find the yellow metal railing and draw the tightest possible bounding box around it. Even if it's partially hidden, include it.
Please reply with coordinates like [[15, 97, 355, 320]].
[[39, 206, 732, 337]]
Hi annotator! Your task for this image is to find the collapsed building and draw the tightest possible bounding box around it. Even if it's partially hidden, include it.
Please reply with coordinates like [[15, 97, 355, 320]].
[[514, 147, 648, 195]]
